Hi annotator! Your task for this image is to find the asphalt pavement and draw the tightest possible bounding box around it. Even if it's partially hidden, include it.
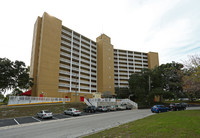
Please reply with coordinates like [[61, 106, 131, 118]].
[[0, 107, 199, 138]]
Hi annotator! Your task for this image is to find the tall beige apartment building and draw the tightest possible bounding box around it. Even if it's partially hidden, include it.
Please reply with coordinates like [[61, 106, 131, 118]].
[[30, 12, 159, 102]]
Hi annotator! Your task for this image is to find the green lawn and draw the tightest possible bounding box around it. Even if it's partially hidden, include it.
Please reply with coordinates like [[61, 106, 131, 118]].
[[84, 110, 200, 138]]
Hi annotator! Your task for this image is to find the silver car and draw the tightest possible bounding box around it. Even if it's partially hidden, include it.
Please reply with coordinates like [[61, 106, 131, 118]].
[[64, 108, 81, 116], [37, 110, 53, 119]]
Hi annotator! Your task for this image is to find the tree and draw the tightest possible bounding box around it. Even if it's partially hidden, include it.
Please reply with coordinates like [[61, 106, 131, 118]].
[[158, 62, 183, 98], [129, 69, 152, 103], [0, 92, 4, 100], [128, 62, 184, 105], [115, 87, 130, 99], [0, 58, 14, 93], [0, 58, 33, 95], [182, 54, 200, 100]]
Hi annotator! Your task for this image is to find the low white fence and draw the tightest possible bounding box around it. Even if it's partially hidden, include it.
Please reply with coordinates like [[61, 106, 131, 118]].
[[88, 98, 138, 109], [117, 99, 138, 109], [8, 96, 70, 105]]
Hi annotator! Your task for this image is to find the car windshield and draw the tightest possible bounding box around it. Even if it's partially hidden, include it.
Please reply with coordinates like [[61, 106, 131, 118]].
[[158, 105, 164, 107], [44, 111, 51, 113]]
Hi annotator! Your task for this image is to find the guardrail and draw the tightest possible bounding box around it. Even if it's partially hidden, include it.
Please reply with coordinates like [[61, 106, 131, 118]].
[[8, 96, 71, 106]]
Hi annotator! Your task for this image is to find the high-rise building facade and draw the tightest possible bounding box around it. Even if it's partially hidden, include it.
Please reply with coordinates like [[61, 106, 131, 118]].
[[30, 12, 159, 101]]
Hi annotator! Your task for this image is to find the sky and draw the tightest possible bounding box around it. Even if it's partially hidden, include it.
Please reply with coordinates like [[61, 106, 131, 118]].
[[0, 0, 200, 66]]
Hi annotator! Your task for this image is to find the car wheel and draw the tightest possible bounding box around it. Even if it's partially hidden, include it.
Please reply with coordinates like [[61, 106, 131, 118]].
[[158, 110, 161, 113]]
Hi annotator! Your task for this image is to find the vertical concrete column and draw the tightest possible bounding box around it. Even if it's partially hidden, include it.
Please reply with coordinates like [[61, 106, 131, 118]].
[[147, 52, 159, 69], [96, 34, 115, 95]]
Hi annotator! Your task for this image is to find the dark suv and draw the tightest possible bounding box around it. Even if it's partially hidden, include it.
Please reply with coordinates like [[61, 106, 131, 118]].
[[169, 103, 186, 111], [84, 106, 96, 113]]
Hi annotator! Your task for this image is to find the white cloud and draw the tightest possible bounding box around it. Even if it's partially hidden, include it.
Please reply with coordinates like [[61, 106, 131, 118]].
[[0, 0, 200, 66]]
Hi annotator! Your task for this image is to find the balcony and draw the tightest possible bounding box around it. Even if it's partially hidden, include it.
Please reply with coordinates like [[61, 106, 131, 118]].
[[61, 34, 71, 41], [118, 64, 127, 67], [81, 58, 90, 64], [81, 43, 90, 50], [72, 56, 79, 60], [91, 57, 96, 61], [119, 68, 128, 71], [59, 64, 70, 69], [81, 54, 90, 59], [60, 58, 71, 63], [91, 48, 97, 53], [119, 77, 128, 79], [80, 80, 90, 84], [134, 53, 142, 57], [119, 72, 128, 75], [62, 29, 72, 36], [61, 40, 71, 47], [91, 87, 97, 90], [91, 62, 97, 66], [81, 64, 90, 69], [135, 69, 141, 72], [134, 57, 142, 60], [73, 45, 79, 50], [72, 67, 79, 71], [80, 86, 90, 90], [120, 81, 128, 84], [59, 77, 70, 81], [59, 70, 70, 75], [58, 89, 70, 92], [61, 46, 71, 53], [91, 82, 97, 85], [82, 39, 90, 45], [81, 48, 90, 55], [73, 40, 80, 45], [58, 83, 70, 88], [91, 52, 96, 57], [118, 55, 128, 59], [119, 60, 127, 63], [81, 69, 90, 74], [73, 35, 80, 40], [80, 75, 89, 79]]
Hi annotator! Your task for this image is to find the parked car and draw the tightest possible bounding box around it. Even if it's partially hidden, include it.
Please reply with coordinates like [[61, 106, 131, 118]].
[[64, 108, 81, 116], [97, 106, 108, 112], [121, 104, 133, 110], [37, 110, 53, 119], [84, 106, 96, 113], [151, 105, 169, 113], [116, 105, 126, 110], [169, 103, 186, 111], [108, 105, 117, 111]]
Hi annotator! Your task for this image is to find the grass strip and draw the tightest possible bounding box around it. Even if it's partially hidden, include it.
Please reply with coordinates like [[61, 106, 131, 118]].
[[84, 110, 200, 138]]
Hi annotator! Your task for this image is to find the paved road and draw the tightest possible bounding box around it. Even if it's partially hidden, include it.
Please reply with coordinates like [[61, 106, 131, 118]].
[[0, 107, 199, 138], [0, 109, 153, 138]]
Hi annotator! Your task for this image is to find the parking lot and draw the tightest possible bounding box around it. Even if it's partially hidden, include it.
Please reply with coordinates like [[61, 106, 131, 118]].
[[0, 111, 106, 128]]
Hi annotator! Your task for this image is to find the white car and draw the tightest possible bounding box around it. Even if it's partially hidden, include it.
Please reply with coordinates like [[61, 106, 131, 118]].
[[37, 110, 53, 119], [64, 108, 81, 116]]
